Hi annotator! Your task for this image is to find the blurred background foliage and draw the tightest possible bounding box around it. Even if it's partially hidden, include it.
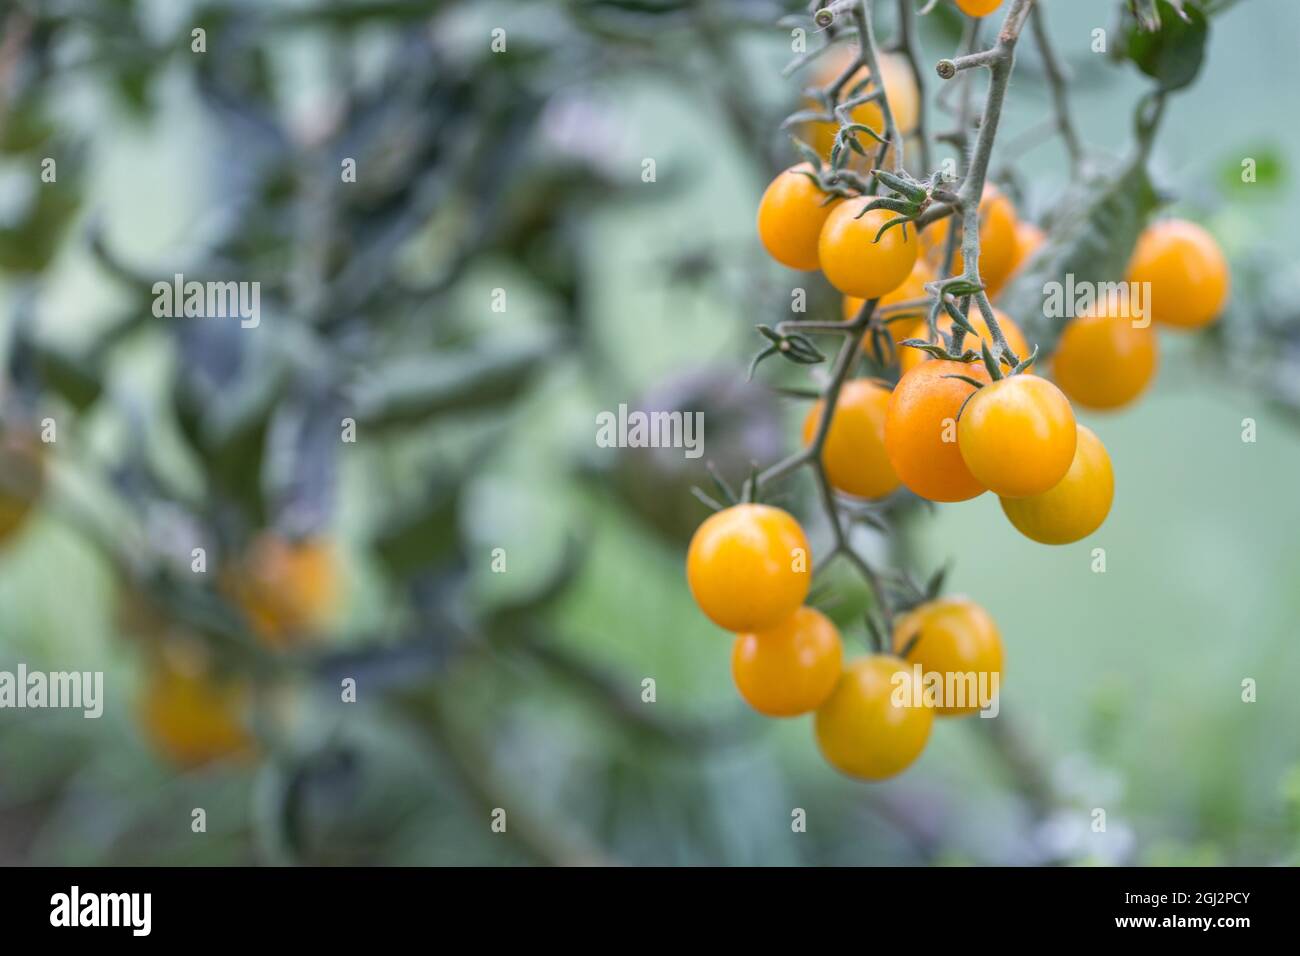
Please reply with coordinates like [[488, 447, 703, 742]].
[[0, 0, 1297, 866]]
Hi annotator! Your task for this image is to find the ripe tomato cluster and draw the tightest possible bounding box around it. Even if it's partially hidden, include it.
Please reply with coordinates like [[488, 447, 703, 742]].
[[758, 163, 1115, 544], [757, 149, 1230, 544], [686, 502, 1004, 780], [719, 53, 1231, 778]]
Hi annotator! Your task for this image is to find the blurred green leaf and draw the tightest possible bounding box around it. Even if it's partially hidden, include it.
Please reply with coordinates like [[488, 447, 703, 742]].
[[1219, 145, 1285, 195], [1124, 0, 1208, 92], [352, 338, 557, 431], [998, 159, 1162, 350], [373, 482, 461, 577]]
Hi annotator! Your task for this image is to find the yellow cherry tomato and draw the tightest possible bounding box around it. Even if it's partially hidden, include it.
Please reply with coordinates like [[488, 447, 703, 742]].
[[137, 651, 255, 769], [1125, 219, 1229, 330], [814, 655, 934, 780], [757, 164, 838, 271], [807, 50, 919, 161], [885, 359, 989, 503], [957, 374, 1076, 498], [956, 0, 1004, 17], [732, 606, 843, 717], [802, 379, 900, 500], [686, 504, 811, 632], [922, 185, 1019, 297], [1007, 220, 1045, 281], [820, 202, 919, 299], [225, 534, 340, 649], [1000, 424, 1113, 544], [893, 597, 1002, 717], [1052, 307, 1158, 411], [897, 306, 1031, 376]]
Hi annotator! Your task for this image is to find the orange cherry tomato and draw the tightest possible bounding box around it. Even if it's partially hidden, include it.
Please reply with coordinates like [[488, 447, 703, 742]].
[[686, 504, 811, 632], [1000, 424, 1113, 544], [820, 202, 919, 300], [756, 164, 838, 271], [897, 306, 1031, 376], [955, 0, 1004, 17], [225, 534, 340, 649], [137, 651, 255, 769], [884, 360, 989, 502], [922, 185, 1018, 297], [732, 606, 843, 717], [1125, 218, 1229, 330], [807, 50, 919, 161], [814, 655, 934, 780], [1007, 220, 1045, 279], [893, 597, 1002, 717], [957, 374, 1077, 498], [802, 379, 900, 500], [1052, 307, 1158, 411]]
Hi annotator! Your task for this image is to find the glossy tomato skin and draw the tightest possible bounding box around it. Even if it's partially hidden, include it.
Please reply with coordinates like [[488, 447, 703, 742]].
[[820, 203, 919, 300], [1000, 424, 1113, 544], [956, 0, 1004, 16], [897, 307, 1031, 376], [893, 597, 1002, 717], [957, 374, 1076, 498], [686, 504, 811, 632], [732, 606, 843, 717], [808, 50, 918, 161], [802, 379, 900, 500], [757, 164, 838, 271], [1052, 308, 1158, 411], [922, 185, 1018, 297], [814, 655, 933, 780], [885, 360, 989, 502], [1125, 219, 1229, 330], [843, 259, 935, 343]]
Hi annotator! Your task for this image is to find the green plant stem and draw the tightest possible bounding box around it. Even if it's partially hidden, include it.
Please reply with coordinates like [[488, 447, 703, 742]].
[[941, 0, 1036, 363], [1030, 0, 1082, 175], [852, 1, 904, 173], [893, 0, 931, 173]]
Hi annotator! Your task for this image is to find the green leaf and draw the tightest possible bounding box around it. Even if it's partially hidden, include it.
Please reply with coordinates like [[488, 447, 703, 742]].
[[352, 338, 556, 430], [1125, 0, 1208, 92], [372, 481, 461, 577]]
